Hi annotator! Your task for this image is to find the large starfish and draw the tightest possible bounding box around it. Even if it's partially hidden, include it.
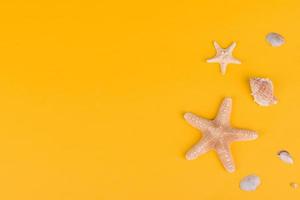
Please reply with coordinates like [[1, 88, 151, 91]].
[[184, 97, 258, 173], [207, 41, 241, 75]]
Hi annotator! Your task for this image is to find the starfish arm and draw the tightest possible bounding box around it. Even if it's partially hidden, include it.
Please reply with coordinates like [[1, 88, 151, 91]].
[[184, 112, 212, 132], [226, 128, 258, 142], [220, 62, 228, 75], [215, 141, 236, 173], [213, 41, 222, 51], [215, 97, 232, 125], [227, 42, 237, 52], [229, 57, 241, 64], [206, 56, 220, 63], [185, 135, 214, 160]]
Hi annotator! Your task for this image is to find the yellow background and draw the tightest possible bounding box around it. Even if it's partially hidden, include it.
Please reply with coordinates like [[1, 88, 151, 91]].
[[0, 0, 299, 199]]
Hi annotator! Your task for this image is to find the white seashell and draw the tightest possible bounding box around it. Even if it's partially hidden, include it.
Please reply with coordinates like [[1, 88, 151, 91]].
[[290, 182, 299, 189], [266, 32, 285, 47], [249, 77, 278, 106], [240, 174, 261, 191], [278, 150, 294, 164]]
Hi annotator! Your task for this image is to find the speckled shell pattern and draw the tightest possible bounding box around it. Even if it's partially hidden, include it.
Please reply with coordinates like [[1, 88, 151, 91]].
[[250, 77, 278, 106]]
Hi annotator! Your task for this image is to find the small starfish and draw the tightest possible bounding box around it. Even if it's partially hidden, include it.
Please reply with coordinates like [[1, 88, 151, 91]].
[[184, 97, 258, 173], [207, 41, 241, 75]]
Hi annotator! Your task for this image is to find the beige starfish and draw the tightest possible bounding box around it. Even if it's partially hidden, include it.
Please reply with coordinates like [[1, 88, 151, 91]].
[[207, 41, 241, 75], [184, 97, 258, 173]]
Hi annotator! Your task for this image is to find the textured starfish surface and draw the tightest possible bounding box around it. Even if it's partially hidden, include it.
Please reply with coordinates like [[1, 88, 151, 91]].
[[184, 97, 258, 173], [207, 41, 241, 75]]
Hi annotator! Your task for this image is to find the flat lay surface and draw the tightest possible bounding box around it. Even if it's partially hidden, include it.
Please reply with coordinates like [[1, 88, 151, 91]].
[[0, 0, 299, 199]]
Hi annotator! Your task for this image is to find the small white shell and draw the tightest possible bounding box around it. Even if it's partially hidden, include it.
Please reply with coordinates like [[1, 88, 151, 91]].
[[278, 150, 294, 164], [240, 174, 261, 191], [249, 77, 278, 106], [290, 182, 299, 189], [266, 32, 285, 47]]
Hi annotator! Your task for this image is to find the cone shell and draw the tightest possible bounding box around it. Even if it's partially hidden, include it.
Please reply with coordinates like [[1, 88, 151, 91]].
[[249, 77, 278, 106]]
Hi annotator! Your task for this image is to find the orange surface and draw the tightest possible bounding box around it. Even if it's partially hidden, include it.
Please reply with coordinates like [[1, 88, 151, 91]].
[[0, 0, 299, 199]]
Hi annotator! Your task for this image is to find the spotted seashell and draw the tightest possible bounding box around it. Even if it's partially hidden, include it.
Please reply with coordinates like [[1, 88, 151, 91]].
[[240, 174, 261, 191], [249, 77, 278, 106], [278, 150, 294, 164], [290, 182, 299, 189], [266, 32, 285, 47]]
